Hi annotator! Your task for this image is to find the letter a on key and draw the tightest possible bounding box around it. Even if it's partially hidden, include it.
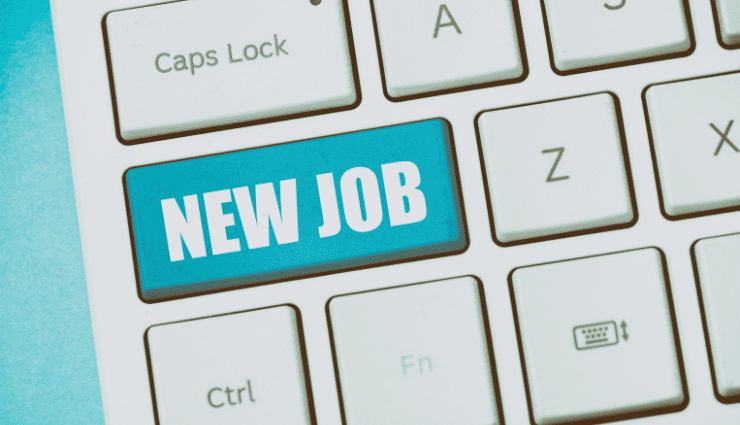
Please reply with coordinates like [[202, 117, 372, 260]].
[[433, 4, 462, 38]]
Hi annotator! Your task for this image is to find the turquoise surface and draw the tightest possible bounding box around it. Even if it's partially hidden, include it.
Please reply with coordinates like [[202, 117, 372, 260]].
[[0, 1, 104, 423], [126, 119, 468, 302]]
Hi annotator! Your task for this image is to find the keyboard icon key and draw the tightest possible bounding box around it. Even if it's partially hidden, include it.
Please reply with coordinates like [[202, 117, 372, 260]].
[[511, 248, 687, 424], [573, 321, 619, 350]]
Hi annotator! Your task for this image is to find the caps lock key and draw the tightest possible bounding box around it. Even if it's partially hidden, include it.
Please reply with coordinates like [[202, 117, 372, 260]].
[[104, 0, 359, 143]]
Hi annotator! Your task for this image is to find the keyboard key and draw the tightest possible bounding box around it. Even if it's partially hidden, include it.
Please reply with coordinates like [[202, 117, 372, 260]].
[[511, 248, 687, 424], [145, 305, 312, 425], [645, 72, 740, 218], [693, 232, 740, 401], [714, 0, 740, 47], [328, 276, 502, 425], [125, 119, 467, 302], [104, 0, 358, 143], [542, 0, 692, 73], [476, 93, 635, 245], [371, 0, 524, 99]]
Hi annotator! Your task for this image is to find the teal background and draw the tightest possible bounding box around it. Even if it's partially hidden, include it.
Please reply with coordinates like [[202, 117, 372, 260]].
[[127, 120, 467, 302], [0, 0, 105, 423]]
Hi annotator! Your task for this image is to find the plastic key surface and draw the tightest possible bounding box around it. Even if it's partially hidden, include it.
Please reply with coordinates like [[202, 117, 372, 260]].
[[328, 276, 501, 425], [694, 232, 740, 401], [145, 306, 312, 425], [371, 0, 524, 99], [511, 248, 686, 425], [125, 119, 467, 302], [542, 0, 692, 73], [104, 0, 358, 142], [715, 0, 740, 47], [477, 93, 635, 244], [645, 72, 740, 218]]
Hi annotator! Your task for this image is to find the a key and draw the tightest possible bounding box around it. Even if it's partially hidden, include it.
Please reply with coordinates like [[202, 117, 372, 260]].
[[644, 72, 740, 218], [510, 248, 687, 424], [327, 276, 502, 425], [541, 0, 692, 73], [125, 119, 467, 302], [693, 232, 740, 401], [714, 0, 740, 47], [104, 0, 358, 142], [371, 0, 524, 99], [476, 93, 635, 245], [145, 305, 312, 425]]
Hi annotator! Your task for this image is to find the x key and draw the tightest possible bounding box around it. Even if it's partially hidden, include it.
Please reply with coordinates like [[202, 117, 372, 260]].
[[710, 120, 738, 156]]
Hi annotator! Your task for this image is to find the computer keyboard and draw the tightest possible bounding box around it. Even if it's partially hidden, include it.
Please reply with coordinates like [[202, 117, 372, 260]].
[[50, 0, 740, 424]]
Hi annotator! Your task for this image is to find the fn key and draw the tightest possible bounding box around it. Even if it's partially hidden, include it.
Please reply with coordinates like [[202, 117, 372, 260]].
[[104, 0, 358, 143]]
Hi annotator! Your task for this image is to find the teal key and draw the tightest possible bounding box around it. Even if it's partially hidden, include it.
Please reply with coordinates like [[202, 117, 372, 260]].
[[124, 119, 467, 302]]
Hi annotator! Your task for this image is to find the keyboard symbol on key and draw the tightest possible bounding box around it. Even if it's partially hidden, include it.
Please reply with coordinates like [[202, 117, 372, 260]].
[[573, 321, 619, 350]]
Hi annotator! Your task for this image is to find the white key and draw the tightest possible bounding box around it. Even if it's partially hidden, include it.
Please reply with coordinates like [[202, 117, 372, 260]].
[[371, 0, 524, 99], [105, 0, 357, 142], [694, 232, 740, 400], [477, 93, 634, 245], [542, 0, 691, 72], [146, 306, 312, 425], [511, 248, 686, 424], [328, 276, 501, 425], [715, 0, 740, 47], [645, 72, 740, 218]]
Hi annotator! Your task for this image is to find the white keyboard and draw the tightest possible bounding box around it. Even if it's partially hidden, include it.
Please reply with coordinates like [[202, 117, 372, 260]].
[[50, 0, 740, 424]]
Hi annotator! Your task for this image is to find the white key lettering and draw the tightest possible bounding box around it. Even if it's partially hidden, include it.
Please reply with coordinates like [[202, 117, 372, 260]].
[[203, 189, 241, 256], [233, 180, 299, 249], [341, 167, 384, 233], [381, 161, 427, 226], [161, 195, 208, 262], [316, 173, 342, 238]]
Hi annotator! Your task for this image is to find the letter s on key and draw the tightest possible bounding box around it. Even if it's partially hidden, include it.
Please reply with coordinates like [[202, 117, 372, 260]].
[[604, 0, 625, 10]]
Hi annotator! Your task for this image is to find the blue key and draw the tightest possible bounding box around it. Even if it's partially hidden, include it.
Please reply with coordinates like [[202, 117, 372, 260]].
[[125, 119, 467, 302]]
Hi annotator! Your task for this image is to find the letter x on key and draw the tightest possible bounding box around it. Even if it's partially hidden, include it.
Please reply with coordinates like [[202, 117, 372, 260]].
[[710, 120, 738, 156]]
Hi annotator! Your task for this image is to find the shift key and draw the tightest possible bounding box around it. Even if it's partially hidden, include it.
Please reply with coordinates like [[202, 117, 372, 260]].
[[104, 0, 359, 143]]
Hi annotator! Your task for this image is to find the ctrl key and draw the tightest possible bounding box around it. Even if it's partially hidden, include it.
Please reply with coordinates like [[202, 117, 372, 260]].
[[145, 305, 313, 425]]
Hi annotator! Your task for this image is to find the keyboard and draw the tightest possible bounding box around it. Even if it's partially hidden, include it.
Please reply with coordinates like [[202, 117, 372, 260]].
[[50, 0, 740, 423]]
